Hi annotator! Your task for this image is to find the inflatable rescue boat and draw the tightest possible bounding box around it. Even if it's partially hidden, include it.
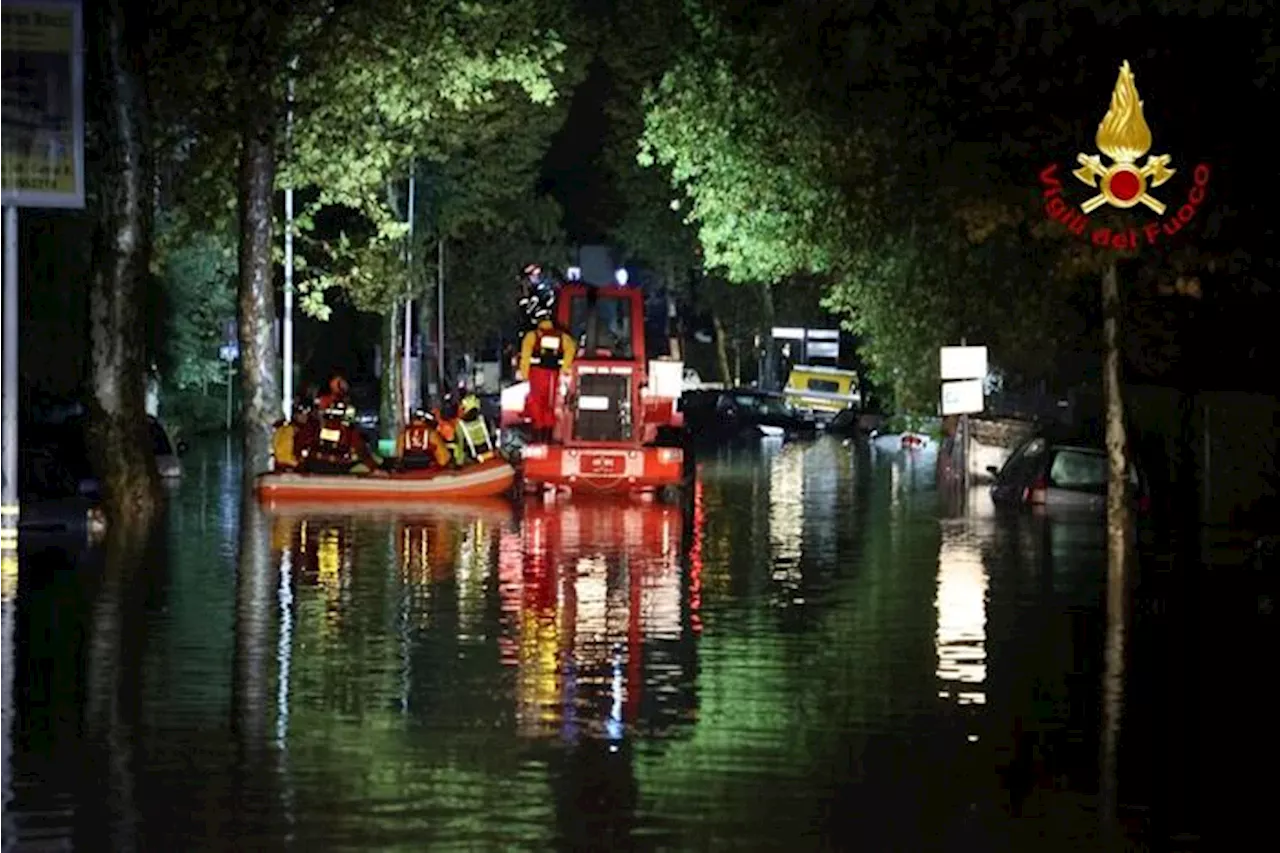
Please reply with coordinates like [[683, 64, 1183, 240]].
[[255, 457, 516, 506]]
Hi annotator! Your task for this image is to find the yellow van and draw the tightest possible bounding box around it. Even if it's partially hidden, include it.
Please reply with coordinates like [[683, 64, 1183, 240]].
[[783, 365, 861, 420]]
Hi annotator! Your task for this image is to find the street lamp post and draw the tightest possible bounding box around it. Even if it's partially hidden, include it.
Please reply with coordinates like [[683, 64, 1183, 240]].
[[281, 64, 297, 419]]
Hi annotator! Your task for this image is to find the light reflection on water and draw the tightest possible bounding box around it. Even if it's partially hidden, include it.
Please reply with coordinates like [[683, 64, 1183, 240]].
[[936, 521, 988, 709], [7, 435, 1158, 850]]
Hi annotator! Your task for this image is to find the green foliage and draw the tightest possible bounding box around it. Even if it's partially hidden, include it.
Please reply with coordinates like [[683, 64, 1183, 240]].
[[151, 212, 237, 392], [149, 0, 574, 321], [598, 0, 700, 287], [282, 1, 572, 317], [636, 0, 1109, 412], [444, 195, 568, 354]]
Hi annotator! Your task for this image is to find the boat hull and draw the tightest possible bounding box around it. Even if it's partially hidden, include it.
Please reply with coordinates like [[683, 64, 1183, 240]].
[[255, 458, 516, 505], [521, 443, 683, 494]]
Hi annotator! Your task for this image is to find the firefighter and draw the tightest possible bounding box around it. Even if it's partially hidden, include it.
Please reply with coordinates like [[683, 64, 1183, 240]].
[[519, 313, 576, 442], [397, 408, 449, 470], [433, 394, 465, 467], [316, 374, 350, 410], [271, 401, 315, 471], [302, 402, 386, 475], [456, 392, 496, 463]]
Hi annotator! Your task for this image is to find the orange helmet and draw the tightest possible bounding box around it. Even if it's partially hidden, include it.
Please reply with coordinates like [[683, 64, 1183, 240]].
[[329, 376, 349, 396]]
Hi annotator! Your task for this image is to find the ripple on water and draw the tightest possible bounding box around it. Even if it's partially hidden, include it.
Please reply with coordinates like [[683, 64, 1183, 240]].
[[6, 435, 1153, 850]]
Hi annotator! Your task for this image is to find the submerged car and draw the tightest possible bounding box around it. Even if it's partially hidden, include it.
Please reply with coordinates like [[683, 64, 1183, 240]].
[[18, 445, 107, 540], [989, 432, 1149, 514], [33, 414, 185, 496], [681, 388, 817, 442]]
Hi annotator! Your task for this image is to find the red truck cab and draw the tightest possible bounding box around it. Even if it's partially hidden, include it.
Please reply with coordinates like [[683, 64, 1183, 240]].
[[508, 283, 685, 495]]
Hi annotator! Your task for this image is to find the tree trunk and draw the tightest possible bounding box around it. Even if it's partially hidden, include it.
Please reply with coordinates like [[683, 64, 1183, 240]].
[[1102, 262, 1133, 569], [235, 7, 281, 480], [86, 0, 161, 530], [380, 303, 403, 443], [416, 294, 434, 403], [1098, 260, 1131, 841], [759, 282, 777, 390], [232, 499, 274, 798], [710, 311, 732, 386]]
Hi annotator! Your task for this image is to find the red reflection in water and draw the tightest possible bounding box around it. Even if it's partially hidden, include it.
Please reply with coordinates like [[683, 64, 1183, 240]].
[[689, 470, 705, 636], [502, 499, 686, 739]]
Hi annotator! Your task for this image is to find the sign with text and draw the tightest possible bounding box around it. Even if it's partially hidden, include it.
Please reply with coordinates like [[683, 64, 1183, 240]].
[[1038, 60, 1209, 251], [941, 379, 985, 416], [940, 346, 988, 381], [2, 0, 84, 208]]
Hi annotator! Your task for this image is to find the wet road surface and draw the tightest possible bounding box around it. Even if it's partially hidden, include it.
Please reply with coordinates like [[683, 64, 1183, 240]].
[[3, 435, 1263, 850]]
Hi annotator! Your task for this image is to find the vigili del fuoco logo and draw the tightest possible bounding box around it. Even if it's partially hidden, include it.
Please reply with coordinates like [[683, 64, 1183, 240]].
[[1038, 60, 1210, 250]]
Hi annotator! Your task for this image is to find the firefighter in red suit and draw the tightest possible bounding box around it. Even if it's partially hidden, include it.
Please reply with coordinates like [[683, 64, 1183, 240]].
[[302, 402, 386, 475], [518, 316, 577, 442], [316, 374, 350, 410]]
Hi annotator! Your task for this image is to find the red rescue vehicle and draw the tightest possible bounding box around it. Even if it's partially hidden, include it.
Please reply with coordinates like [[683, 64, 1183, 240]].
[[502, 281, 686, 495]]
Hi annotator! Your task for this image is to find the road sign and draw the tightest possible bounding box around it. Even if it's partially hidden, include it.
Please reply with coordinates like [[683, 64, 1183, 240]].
[[941, 379, 984, 416], [219, 344, 239, 363], [2, 0, 85, 209], [940, 346, 988, 381]]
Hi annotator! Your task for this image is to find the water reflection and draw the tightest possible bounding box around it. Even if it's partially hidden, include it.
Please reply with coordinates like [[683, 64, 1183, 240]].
[[6, 437, 1169, 849], [1, 549, 17, 846], [508, 499, 691, 746], [768, 445, 804, 605], [936, 521, 988, 710]]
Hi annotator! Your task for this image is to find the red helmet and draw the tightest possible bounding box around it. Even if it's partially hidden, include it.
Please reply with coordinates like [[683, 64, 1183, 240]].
[[329, 376, 349, 396]]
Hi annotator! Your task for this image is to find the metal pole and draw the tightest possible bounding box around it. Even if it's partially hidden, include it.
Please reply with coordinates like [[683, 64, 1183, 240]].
[[1, 206, 18, 553], [0, 204, 15, 835], [226, 360, 233, 432], [437, 238, 445, 395], [282, 74, 295, 420], [402, 164, 415, 419]]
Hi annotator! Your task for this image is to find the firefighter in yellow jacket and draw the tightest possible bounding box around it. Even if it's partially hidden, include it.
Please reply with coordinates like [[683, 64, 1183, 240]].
[[519, 316, 576, 442], [456, 392, 495, 463]]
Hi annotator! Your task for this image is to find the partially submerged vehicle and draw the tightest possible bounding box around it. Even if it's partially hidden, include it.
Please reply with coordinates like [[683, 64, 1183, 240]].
[[681, 388, 817, 442], [255, 457, 516, 506], [988, 431, 1150, 515], [501, 281, 686, 496], [782, 364, 861, 425]]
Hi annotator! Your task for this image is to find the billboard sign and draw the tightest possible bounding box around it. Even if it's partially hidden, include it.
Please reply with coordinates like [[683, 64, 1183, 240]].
[[2, 0, 85, 209]]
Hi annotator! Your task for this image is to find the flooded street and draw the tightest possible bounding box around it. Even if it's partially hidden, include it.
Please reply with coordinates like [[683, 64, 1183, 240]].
[[3, 435, 1248, 850]]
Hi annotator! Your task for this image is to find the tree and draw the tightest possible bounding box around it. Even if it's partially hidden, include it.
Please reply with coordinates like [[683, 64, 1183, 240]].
[[85, 0, 163, 528], [442, 195, 567, 359], [150, 213, 237, 433], [148, 0, 572, 464]]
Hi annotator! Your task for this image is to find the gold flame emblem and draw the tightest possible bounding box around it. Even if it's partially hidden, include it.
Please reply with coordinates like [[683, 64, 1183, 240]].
[[1073, 60, 1175, 215]]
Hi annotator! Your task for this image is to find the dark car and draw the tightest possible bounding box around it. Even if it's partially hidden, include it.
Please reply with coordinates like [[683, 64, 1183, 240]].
[[681, 388, 818, 443], [30, 414, 186, 498], [18, 445, 106, 541], [989, 432, 1150, 515]]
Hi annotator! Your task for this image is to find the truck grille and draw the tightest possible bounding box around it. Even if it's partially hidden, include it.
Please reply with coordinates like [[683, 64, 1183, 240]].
[[575, 373, 631, 441]]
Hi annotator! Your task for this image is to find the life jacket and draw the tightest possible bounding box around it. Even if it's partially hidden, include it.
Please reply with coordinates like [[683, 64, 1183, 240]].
[[533, 330, 565, 370], [272, 423, 300, 469], [458, 414, 494, 462], [311, 416, 355, 464], [433, 410, 457, 442], [403, 423, 434, 456]]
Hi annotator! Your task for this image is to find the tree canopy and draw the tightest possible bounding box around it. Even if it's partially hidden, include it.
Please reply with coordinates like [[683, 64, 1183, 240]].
[[638, 0, 1278, 407]]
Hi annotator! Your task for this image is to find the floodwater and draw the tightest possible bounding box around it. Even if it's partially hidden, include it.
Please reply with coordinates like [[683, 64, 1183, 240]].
[[2, 435, 1262, 851]]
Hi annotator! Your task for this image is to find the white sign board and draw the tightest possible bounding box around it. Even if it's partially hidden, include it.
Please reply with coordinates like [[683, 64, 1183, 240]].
[[941, 379, 984, 416], [940, 346, 988, 381]]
